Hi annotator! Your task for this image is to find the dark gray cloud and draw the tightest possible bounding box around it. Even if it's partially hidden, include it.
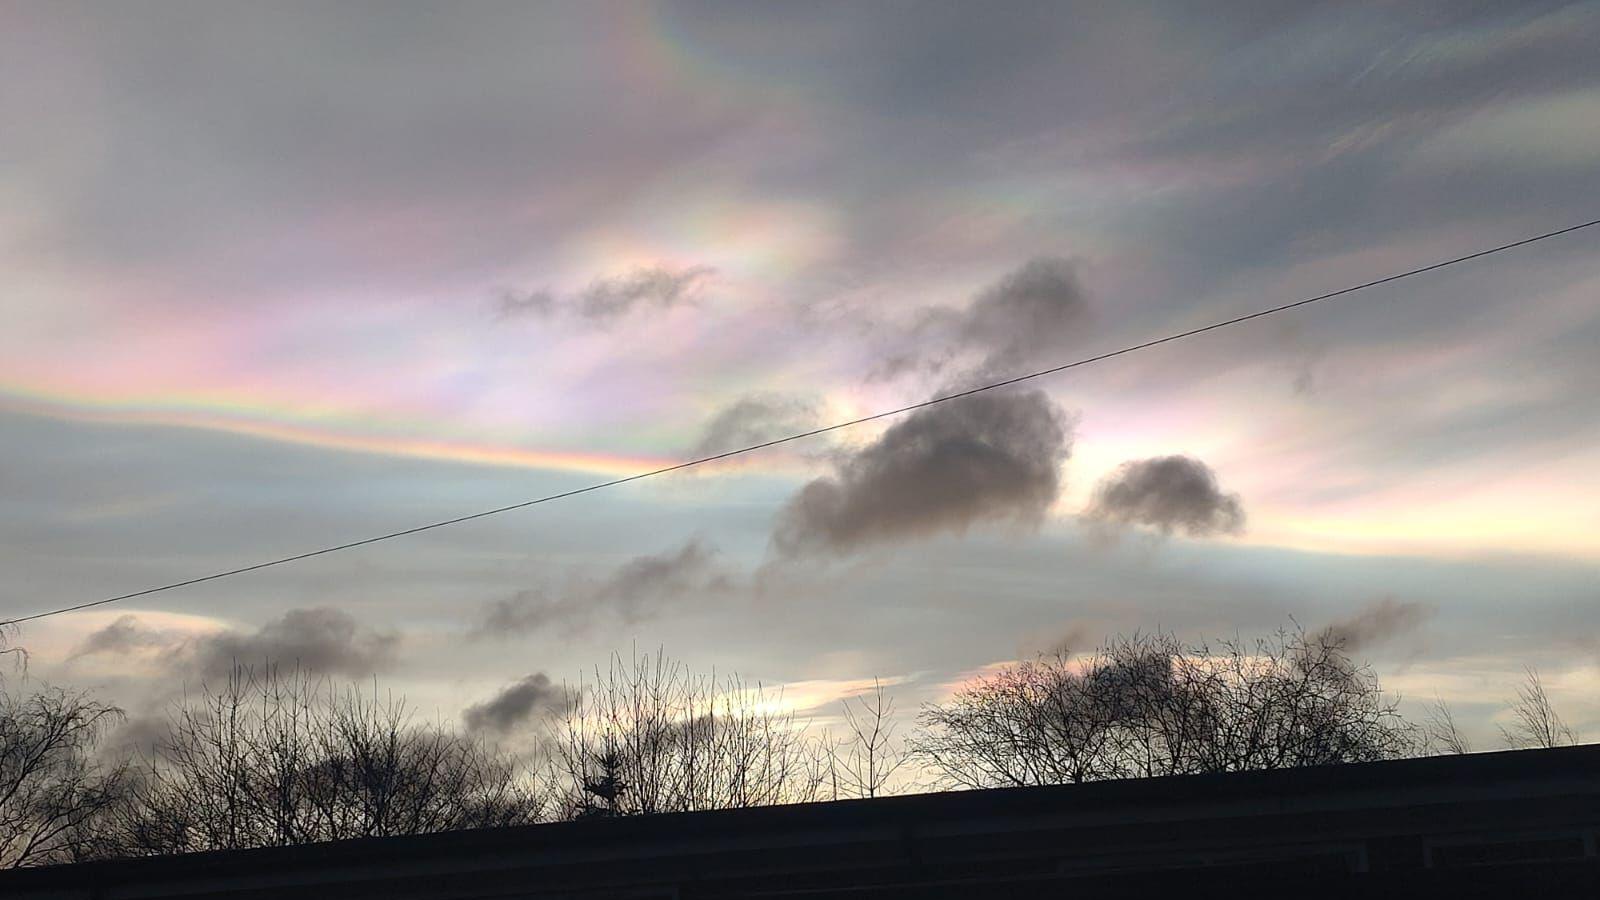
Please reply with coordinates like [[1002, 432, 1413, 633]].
[[690, 394, 819, 457], [773, 389, 1072, 556], [949, 257, 1091, 374], [499, 264, 715, 324], [101, 714, 170, 761], [577, 265, 715, 321], [190, 608, 399, 678], [882, 257, 1090, 381], [462, 672, 566, 736], [1085, 455, 1245, 538], [74, 608, 399, 679], [496, 288, 556, 319], [1043, 623, 1096, 658], [472, 539, 728, 639], [71, 615, 179, 659], [1321, 598, 1434, 654]]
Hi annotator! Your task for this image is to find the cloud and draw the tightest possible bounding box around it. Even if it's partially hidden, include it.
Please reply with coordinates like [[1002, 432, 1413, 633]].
[[951, 257, 1091, 373], [74, 608, 399, 679], [498, 264, 715, 324], [471, 539, 728, 639], [690, 394, 820, 457], [70, 615, 182, 659], [883, 257, 1090, 380], [496, 288, 556, 318], [577, 264, 716, 321], [101, 713, 170, 761], [1320, 597, 1434, 654], [1413, 88, 1600, 171], [187, 608, 399, 678], [1044, 623, 1096, 658], [1084, 455, 1245, 538], [772, 389, 1072, 556], [462, 672, 567, 736]]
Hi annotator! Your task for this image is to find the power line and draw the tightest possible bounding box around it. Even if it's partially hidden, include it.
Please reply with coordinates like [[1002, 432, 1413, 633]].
[[4, 217, 1597, 628]]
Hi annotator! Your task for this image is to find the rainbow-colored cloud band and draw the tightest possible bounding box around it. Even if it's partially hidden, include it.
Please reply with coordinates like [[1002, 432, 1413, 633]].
[[0, 381, 675, 477]]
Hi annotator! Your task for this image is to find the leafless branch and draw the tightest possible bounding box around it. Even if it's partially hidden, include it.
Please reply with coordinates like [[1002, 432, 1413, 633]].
[[1500, 668, 1578, 750], [912, 626, 1416, 788]]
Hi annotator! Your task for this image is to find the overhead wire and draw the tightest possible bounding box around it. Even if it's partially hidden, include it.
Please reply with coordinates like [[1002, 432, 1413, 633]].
[[3, 217, 1596, 627]]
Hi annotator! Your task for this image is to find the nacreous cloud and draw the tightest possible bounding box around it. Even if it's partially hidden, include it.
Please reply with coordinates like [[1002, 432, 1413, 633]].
[[499, 264, 715, 324], [773, 389, 1073, 556], [1085, 455, 1245, 538], [462, 672, 567, 736]]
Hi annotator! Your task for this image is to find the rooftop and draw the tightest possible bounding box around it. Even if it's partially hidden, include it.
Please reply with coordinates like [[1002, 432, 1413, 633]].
[[7, 745, 1600, 898]]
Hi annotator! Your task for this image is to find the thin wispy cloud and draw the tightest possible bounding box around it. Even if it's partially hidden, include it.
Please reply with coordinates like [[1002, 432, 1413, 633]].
[[690, 394, 821, 457], [471, 539, 730, 639], [1321, 597, 1434, 654], [879, 257, 1091, 382], [498, 264, 716, 324]]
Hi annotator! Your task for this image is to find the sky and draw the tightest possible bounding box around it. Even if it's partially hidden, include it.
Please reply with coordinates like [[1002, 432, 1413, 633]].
[[3, 1, 1599, 753]]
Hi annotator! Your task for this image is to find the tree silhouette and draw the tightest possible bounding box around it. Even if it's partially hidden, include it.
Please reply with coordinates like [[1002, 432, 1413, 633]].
[[913, 626, 1415, 788]]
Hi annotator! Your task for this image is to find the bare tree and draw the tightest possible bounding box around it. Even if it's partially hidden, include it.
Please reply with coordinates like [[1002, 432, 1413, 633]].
[[0, 633, 128, 867], [913, 626, 1415, 789], [827, 679, 906, 799], [0, 686, 128, 867], [115, 665, 543, 854], [1422, 696, 1472, 755], [549, 650, 828, 818], [1500, 668, 1578, 750]]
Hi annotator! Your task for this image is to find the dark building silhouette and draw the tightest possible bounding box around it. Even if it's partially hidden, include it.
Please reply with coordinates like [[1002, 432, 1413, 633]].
[[6, 745, 1598, 898]]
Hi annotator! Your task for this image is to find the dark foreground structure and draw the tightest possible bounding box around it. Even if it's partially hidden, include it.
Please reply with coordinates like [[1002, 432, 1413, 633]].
[[6, 745, 1599, 899]]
